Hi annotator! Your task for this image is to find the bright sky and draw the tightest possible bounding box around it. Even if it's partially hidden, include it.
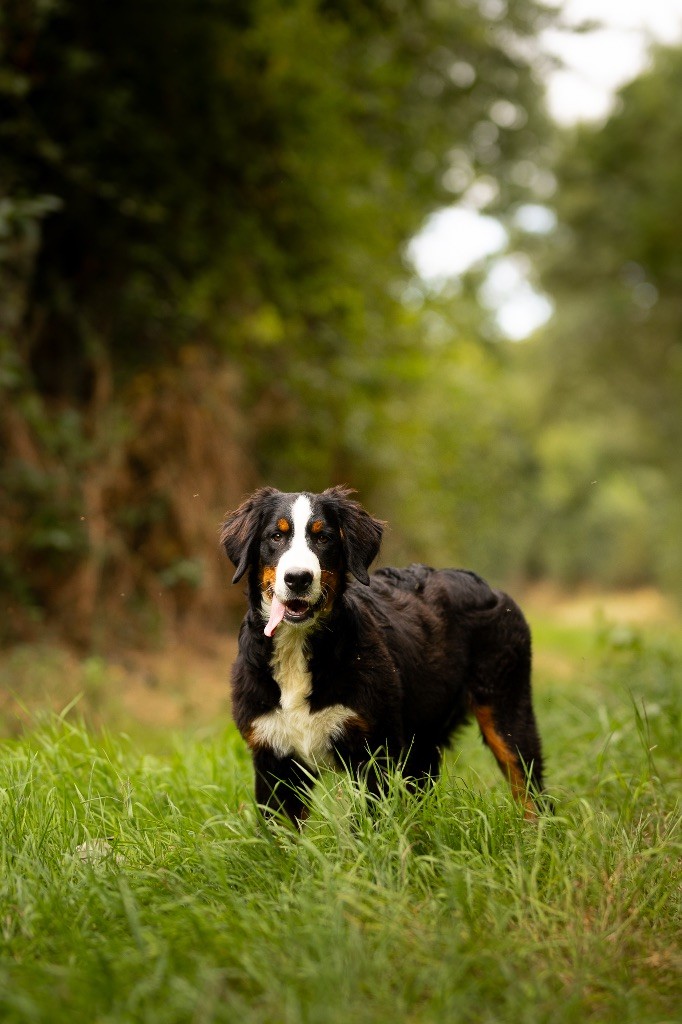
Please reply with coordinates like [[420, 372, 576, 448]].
[[408, 0, 682, 338], [544, 0, 682, 123]]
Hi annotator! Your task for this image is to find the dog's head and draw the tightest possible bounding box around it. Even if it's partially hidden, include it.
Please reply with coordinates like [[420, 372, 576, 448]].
[[221, 487, 384, 635]]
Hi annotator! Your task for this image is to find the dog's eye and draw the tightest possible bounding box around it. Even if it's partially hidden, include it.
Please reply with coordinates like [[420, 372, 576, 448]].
[[271, 531, 284, 543], [314, 533, 329, 546]]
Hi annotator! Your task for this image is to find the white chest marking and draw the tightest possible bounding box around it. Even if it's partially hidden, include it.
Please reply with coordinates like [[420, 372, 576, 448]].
[[251, 624, 355, 766]]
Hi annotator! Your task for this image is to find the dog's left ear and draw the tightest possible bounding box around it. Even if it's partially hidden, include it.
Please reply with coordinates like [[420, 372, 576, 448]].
[[221, 487, 278, 584], [321, 486, 384, 585]]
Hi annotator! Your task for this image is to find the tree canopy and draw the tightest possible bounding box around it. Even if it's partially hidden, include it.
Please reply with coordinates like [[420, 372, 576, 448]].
[[2, 2, 680, 644], [529, 44, 682, 589], [0, 0, 557, 641]]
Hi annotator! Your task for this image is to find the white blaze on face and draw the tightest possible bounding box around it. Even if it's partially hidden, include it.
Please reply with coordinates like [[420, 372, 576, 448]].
[[274, 494, 322, 602]]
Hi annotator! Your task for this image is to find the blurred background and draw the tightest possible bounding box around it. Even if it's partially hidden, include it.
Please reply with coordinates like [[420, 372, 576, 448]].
[[1, 0, 681, 689]]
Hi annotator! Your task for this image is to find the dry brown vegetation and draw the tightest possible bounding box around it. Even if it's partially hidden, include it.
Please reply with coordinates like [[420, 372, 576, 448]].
[[2, 348, 254, 647]]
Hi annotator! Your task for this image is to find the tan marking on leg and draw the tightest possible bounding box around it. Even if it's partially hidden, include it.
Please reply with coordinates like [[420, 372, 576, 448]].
[[473, 705, 536, 819], [244, 721, 279, 754], [344, 712, 369, 738]]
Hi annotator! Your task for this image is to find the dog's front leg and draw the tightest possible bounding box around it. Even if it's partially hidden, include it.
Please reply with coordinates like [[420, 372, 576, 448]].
[[252, 746, 315, 827], [333, 717, 405, 804]]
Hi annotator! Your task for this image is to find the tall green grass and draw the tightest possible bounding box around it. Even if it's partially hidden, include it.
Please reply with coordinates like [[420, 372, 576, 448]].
[[0, 623, 680, 1023]]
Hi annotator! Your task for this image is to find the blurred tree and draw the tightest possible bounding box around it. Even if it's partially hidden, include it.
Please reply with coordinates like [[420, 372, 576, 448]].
[[0, 0, 557, 640], [529, 44, 682, 590], [1, 0, 554, 430]]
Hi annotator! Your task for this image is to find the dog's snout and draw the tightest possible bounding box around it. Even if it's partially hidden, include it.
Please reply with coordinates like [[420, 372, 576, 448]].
[[284, 569, 314, 594]]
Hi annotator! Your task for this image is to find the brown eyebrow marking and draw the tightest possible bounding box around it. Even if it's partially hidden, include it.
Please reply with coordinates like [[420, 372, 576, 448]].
[[277, 519, 290, 532], [310, 520, 324, 534]]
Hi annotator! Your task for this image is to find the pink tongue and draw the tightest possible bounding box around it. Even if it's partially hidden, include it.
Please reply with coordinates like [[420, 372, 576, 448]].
[[264, 595, 286, 637]]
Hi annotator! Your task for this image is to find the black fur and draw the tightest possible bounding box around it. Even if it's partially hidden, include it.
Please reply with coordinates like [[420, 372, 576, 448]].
[[222, 488, 545, 824]]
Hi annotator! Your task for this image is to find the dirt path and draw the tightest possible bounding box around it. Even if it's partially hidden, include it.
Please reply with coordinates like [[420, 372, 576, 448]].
[[523, 584, 676, 627]]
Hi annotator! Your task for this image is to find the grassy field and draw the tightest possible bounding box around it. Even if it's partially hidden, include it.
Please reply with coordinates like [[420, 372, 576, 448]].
[[0, 608, 680, 1023]]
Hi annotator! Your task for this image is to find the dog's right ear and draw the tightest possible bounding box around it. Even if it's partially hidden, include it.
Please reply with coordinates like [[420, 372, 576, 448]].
[[220, 487, 278, 584]]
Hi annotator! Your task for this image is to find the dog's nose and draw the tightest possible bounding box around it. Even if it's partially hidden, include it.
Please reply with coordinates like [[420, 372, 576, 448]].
[[284, 570, 313, 594]]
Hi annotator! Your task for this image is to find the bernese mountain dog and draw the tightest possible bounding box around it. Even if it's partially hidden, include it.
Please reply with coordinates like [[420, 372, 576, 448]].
[[222, 486, 545, 824]]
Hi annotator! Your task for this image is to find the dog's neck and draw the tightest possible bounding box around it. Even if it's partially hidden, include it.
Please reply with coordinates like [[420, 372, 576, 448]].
[[252, 616, 356, 767], [269, 620, 316, 709]]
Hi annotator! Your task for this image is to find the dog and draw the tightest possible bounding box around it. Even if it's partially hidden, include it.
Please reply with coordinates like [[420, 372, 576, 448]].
[[222, 486, 545, 824]]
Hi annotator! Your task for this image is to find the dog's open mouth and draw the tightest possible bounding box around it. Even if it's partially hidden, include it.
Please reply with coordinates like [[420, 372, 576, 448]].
[[283, 599, 311, 622], [264, 593, 316, 636]]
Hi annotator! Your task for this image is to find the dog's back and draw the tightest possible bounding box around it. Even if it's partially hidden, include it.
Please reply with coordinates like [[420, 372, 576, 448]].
[[347, 565, 533, 763]]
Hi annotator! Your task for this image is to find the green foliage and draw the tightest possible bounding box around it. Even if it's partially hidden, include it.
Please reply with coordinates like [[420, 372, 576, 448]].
[[0, 0, 551, 395], [1, 0, 561, 636], [0, 625, 680, 1023], [530, 44, 682, 591], [366, 310, 542, 577], [6, 3, 680, 622]]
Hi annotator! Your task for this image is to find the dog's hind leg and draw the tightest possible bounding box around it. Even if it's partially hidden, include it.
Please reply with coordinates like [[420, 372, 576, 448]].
[[468, 597, 545, 818], [471, 701, 544, 818]]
